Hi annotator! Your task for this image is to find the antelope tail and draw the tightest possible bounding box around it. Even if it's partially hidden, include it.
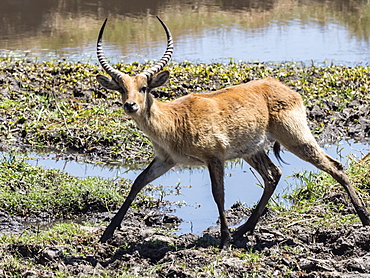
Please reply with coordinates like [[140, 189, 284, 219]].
[[273, 141, 289, 165]]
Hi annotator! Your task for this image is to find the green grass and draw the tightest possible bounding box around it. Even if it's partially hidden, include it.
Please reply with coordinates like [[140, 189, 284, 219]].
[[276, 154, 370, 229], [0, 153, 161, 218], [0, 222, 97, 277]]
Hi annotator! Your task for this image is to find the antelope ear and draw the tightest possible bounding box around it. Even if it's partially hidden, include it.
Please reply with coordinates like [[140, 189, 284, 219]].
[[148, 70, 170, 89], [96, 74, 120, 90]]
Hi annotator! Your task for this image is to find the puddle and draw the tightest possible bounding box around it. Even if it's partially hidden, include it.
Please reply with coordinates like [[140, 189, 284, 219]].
[[19, 140, 369, 235]]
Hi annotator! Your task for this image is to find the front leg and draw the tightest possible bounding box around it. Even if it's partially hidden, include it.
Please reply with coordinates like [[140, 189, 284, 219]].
[[208, 158, 231, 249], [100, 156, 175, 243]]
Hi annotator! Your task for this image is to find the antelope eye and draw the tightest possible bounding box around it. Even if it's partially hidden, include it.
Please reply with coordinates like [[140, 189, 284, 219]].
[[139, 86, 147, 93]]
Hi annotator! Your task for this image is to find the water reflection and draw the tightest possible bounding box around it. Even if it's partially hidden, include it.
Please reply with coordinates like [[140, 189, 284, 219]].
[[1, 0, 370, 63], [24, 140, 369, 235]]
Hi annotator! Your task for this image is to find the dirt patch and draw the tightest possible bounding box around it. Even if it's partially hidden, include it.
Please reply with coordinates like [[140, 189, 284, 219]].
[[2, 203, 370, 277], [306, 98, 370, 144]]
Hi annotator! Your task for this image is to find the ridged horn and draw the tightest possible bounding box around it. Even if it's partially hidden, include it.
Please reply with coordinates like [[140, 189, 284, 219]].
[[141, 16, 174, 80], [97, 18, 124, 81]]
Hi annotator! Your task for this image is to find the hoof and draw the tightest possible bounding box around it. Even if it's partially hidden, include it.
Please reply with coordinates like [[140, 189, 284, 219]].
[[232, 234, 248, 248], [220, 239, 231, 249], [220, 232, 232, 250], [232, 230, 243, 240], [99, 228, 115, 243]]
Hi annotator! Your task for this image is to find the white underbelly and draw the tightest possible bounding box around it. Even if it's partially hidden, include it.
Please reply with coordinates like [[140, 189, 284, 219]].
[[165, 135, 268, 166], [225, 136, 268, 160]]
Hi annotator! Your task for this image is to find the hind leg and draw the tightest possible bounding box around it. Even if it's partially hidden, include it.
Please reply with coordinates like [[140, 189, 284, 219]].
[[271, 115, 370, 226], [289, 141, 369, 225], [233, 151, 282, 239]]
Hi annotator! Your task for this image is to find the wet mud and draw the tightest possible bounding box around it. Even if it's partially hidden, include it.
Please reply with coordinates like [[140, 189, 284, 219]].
[[1, 201, 370, 277]]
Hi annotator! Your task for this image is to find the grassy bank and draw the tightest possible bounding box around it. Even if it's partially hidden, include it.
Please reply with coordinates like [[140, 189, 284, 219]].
[[0, 153, 163, 220]]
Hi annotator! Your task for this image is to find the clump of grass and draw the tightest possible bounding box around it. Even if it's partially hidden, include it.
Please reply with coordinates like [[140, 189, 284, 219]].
[[0, 222, 98, 277], [277, 153, 370, 229], [0, 153, 158, 218]]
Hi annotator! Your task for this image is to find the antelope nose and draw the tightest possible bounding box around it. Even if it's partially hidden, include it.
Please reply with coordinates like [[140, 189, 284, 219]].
[[124, 102, 138, 113]]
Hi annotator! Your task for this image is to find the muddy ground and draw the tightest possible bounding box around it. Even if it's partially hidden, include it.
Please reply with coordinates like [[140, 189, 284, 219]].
[[0, 60, 370, 277], [1, 200, 370, 277]]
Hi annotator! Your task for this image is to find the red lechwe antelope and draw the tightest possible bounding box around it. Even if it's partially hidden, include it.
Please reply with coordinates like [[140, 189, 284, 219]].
[[96, 17, 370, 248]]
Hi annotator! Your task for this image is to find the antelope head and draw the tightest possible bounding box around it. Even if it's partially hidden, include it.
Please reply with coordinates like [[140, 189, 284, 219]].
[[96, 17, 173, 116]]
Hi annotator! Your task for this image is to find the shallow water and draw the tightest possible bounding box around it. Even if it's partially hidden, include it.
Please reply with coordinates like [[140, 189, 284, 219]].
[[24, 140, 369, 235], [1, 0, 370, 64]]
